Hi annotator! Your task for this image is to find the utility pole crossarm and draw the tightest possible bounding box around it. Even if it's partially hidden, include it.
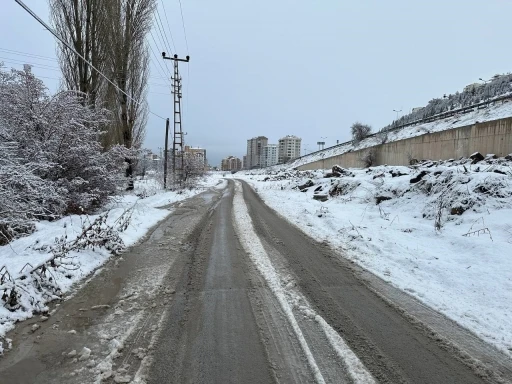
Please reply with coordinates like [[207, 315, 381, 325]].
[[162, 52, 190, 62]]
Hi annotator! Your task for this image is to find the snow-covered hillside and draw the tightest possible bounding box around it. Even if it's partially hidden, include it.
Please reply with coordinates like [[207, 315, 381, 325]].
[[286, 99, 512, 169], [236, 156, 512, 357]]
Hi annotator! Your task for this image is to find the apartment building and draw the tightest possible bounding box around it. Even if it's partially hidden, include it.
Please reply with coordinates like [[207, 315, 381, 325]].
[[278, 135, 302, 163], [261, 144, 278, 167], [221, 156, 242, 171], [246, 136, 268, 169]]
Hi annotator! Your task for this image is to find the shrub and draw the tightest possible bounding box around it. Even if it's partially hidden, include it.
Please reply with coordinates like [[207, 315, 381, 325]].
[[0, 65, 126, 243]]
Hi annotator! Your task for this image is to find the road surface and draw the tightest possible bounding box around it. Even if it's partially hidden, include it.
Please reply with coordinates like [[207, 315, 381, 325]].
[[0, 179, 510, 383]]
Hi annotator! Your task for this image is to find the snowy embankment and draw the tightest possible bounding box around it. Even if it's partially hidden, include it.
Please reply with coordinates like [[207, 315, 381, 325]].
[[235, 156, 512, 357], [286, 100, 512, 169], [0, 174, 224, 351]]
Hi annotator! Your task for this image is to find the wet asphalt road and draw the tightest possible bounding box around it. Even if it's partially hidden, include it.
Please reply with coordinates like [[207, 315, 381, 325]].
[[148, 184, 275, 383], [147, 180, 497, 384]]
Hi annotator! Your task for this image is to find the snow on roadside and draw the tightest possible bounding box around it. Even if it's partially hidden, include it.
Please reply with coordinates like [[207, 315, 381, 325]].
[[0, 174, 223, 351], [233, 181, 376, 384], [235, 158, 512, 357]]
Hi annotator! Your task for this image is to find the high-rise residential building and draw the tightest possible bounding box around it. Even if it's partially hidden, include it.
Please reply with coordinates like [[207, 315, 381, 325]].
[[221, 156, 242, 171], [278, 135, 302, 163], [246, 136, 268, 169], [262, 144, 278, 167], [242, 155, 247, 170]]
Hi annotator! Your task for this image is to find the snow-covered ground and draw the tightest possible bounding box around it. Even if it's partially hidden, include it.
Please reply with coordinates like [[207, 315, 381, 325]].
[[235, 157, 512, 357], [0, 174, 223, 351], [286, 100, 512, 169]]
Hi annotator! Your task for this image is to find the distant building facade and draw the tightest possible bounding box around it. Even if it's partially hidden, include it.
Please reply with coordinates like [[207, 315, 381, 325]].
[[184, 145, 208, 171], [262, 144, 278, 167], [242, 155, 247, 170], [246, 136, 268, 169], [221, 156, 242, 171], [278, 135, 301, 163]]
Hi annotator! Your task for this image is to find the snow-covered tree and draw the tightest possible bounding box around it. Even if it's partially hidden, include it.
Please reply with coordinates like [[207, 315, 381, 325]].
[[183, 152, 207, 181], [384, 73, 512, 130], [0, 65, 126, 243]]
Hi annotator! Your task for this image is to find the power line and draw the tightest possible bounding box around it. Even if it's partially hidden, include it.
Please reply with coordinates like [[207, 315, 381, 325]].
[[149, 91, 173, 96], [0, 47, 57, 62], [177, 0, 189, 53], [0, 46, 169, 81], [121, 0, 171, 91], [0, 62, 172, 98], [14, 0, 167, 121], [1, 57, 174, 90], [123, 0, 172, 93], [148, 30, 173, 79], [0, 57, 60, 71], [148, 81, 172, 88], [155, 5, 174, 57], [151, 12, 174, 79], [160, 1, 177, 53]]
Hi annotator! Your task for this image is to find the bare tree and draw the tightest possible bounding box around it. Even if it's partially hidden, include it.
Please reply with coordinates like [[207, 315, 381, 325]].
[[183, 153, 207, 181], [51, 0, 154, 143], [102, 0, 155, 189], [351, 122, 372, 144], [52, 0, 156, 190], [50, 0, 107, 107]]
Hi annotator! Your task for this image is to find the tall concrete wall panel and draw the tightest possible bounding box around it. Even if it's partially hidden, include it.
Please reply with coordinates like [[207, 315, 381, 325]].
[[298, 117, 512, 170]]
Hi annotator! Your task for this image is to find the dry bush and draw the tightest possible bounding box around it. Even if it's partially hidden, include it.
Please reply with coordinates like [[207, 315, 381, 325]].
[[359, 149, 376, 168], [376, 130, 388, 144]]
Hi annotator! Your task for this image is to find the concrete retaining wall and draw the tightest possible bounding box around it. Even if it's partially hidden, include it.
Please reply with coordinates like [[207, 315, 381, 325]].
[[298, 117, 512, 170]]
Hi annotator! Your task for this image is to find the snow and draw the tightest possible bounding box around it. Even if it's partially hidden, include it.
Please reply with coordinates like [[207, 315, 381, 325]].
[[79, 347, 92, 361], [0, 174, 222, 349], [235, 158, 512, 357], [285, 100, 512, 169], [233, 181, 376, 383]]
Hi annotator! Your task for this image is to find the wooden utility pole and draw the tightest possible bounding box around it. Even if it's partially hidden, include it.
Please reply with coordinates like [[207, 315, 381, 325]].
[[162, 52, 189, 185], [163, 117, 170, 189]]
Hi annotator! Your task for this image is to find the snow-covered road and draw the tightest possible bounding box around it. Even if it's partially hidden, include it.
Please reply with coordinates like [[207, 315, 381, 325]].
[[0, 178, 510, 383]]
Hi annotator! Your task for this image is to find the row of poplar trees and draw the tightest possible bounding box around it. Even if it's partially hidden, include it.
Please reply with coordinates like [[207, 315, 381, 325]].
[[50, 0, 156, 169]]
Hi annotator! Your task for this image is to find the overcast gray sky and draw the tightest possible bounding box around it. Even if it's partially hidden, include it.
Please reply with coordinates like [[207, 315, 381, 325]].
[[3, 0, 512, 166]]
